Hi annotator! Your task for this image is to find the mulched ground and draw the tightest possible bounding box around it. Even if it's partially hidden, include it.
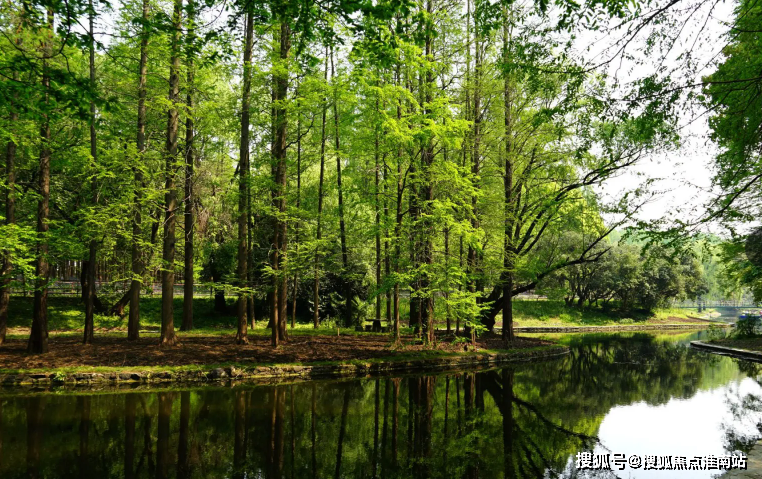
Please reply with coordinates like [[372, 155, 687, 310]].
[[0, 332, 551, 370]]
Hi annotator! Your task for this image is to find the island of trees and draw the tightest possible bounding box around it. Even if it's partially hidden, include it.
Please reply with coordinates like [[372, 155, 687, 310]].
[[0, 0, 760, 357]]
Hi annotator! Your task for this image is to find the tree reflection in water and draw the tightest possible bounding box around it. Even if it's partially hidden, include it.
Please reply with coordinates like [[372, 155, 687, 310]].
[[0, 333, 758, 478]]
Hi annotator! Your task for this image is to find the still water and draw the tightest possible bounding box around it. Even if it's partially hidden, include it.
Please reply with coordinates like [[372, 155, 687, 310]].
[[0, 331, 760, 479]]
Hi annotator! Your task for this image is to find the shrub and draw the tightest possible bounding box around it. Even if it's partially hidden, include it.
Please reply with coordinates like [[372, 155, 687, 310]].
[[735, 316, 761, 337]]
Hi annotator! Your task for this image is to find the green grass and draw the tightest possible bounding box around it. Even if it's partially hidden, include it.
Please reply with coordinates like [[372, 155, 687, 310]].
[[508, 300, 717, 328], [4, 295, 417, 339]]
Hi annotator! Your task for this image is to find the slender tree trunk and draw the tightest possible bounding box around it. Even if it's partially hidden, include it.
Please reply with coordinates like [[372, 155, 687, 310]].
[[501, 8, 515, 342], [128, 0, 147, 338], [78, 396, 91, 476], [84, 0, 97, 345], [156, 393, 173, 479], [233, 389, 247, 474], [160, 0, 182, 346], [392, 61, 403, 343], [444, 226, 451, 333], [384, 177, 391, 329], [124, 395, 136, 479], [292, 94, 301, 330], [311, 384, 317, 478], [178, 391, 191, 479], [335, 386, 350, 479], [374, 91, 382, 332], [314, 50, 328, 329], [502, 368, 515, 476], [0, 37, 20, 345], [237, 10, 253, 344], [181, 0, 196, 331], [28, 8, 54, 355], [330, 48, 350, 327], [271, 21, 290, 345], [421, 0, 435, 343]]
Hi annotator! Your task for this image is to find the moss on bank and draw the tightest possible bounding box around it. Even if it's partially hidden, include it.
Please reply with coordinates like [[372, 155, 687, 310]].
[[0, 344, 568, 387]]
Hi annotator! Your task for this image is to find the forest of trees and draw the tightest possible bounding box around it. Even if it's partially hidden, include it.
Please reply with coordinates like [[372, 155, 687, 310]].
[[0, 0, 758, 354]]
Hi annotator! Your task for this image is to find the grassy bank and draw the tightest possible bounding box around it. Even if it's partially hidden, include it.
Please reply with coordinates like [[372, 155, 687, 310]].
[[507, 300, 718, 328]]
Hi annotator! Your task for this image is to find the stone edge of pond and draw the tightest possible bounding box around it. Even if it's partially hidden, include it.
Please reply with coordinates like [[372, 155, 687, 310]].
[[515, 323, 729, 333], [690, 340, 762, 363], [0, 345, 570, 388]]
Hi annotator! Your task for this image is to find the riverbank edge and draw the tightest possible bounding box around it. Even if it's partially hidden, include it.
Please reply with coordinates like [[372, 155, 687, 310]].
[[514, 322, 729, 333], [690, 340, 762, 363], [0, 344, 569, 388]]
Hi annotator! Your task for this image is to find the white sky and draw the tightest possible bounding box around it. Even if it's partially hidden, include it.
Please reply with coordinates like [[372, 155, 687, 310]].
[[576, 0, 738, 233]]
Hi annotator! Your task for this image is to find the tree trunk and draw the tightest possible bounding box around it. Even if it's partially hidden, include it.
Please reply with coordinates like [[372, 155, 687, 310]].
[[84, 0, 97, 345], [335, 386, 350, 479], [501, 9, 515, 342], [330, 48, 350, 327], [28, 8, 54, 355], [236, 10, 253, 344], [160, 0, 182, 347], [392, 60, 403, 343], [313, 50, 328, 329], [0, 36, 20, 345], [292, 89, 301, 330], [374, 90, 382, 333], [128, 0, 148, 340], [271, 21, 290, 346], [182, 0, 196, 331], [421, 0, 435, 343]]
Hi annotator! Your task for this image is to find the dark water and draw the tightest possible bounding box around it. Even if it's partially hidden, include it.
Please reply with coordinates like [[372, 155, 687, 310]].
[[0, 331, 760, 479]]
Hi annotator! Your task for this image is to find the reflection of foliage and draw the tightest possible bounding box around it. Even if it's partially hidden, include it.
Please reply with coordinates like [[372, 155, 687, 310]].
[[0, 333, 755, 479], [722, 383, 762, 454]]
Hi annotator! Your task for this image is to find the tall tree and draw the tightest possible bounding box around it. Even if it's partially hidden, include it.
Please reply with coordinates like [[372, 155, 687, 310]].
[[28, 7, 55, 355], [270, 19, 291, 346], [128, 0, 150, 341], [160, 0, 183, 346], [313, 49, 328, 329], [83, 0, 98, 345], [330, 47, 350, 327], [236, 9, 253, 344], [181, 0, 196, 331], [0, 19, 20, 345]]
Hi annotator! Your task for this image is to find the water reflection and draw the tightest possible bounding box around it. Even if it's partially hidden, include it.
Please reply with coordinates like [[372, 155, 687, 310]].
[[0, 332, 759, 478]]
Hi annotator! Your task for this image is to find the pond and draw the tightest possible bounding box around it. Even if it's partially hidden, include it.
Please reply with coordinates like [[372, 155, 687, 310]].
[[0, 331, 760, 478]]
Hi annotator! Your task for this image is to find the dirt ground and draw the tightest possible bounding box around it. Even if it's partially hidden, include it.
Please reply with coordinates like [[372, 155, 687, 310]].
[[0, 332, 551, 370]]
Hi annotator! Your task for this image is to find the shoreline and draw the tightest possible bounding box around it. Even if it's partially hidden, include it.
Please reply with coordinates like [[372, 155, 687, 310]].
[[690, 340, 762, 363], [513, 323, 728, 333], [0, 344, 569, 388]]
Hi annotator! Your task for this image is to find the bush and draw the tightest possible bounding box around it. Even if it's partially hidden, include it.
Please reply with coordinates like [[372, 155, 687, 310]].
[[735, 316, 761, 337]]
